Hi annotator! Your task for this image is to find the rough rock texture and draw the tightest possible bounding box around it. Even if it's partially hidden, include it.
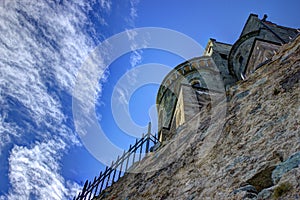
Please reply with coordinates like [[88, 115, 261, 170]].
[[95, 35, 300, 200]]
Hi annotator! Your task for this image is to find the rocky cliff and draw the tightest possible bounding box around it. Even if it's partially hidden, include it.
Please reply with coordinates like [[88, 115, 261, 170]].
[[96, 35, 300, 200]]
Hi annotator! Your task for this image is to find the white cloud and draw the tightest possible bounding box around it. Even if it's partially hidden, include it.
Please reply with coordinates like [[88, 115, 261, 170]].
[[125, 67, 138, 86], [0, 0, 142, 198], [125, 28, 138, 41], [0, 0, 103, 198], [130, 49, 143, 67], [124, 0, 143, 68], [125, 29, 143, 67], [100, 0, 112, 13], [5, 140, 80, 200], [0, 0, 101, 137], [116, 87, 129, 107], [129, 0, 139, 19], [0, 114, 21, 157]]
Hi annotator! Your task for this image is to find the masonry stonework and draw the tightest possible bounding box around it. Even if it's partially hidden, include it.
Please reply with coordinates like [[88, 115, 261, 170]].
[[94, 14, 300, 200]]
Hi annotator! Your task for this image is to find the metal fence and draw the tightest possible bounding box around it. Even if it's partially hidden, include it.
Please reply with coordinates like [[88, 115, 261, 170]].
[[74, 123, 159, 200]]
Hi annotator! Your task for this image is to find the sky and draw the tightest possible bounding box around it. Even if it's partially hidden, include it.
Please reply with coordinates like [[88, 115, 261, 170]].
[[0, 0, 299, 199]]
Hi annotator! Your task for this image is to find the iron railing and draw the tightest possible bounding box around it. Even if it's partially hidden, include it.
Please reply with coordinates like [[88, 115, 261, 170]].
[[74, 123, 159, 200]]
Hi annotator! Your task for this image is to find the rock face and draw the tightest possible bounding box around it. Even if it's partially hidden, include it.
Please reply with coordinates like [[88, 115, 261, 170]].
[[95, 35, 300, 200]]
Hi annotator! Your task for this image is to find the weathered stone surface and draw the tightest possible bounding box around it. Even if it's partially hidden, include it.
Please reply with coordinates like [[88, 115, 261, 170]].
[[95, 35, 300, 200], [231, 184, 258, 199], [273, 167, 300, 199], [272, 151, 300, 184], [257, 187, 274, 200]]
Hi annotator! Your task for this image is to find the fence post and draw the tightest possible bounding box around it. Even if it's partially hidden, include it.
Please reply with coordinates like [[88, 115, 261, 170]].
[[111, 156, 119, 183], [118, 150, 126, 179], [93, 171, 102, 196], [86, 181, 92, 200], [81, 180, 88, 199], [106, 161, 113, 188], [125, 145, 131, 172], [139, 139, 143, 161], [132, 139, 138, 164], [99, 166, 108, 193], [145, 122, 151, 153]]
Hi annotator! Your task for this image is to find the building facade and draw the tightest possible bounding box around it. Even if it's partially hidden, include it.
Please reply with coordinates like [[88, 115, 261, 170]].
[[157, 13, 299, 142]]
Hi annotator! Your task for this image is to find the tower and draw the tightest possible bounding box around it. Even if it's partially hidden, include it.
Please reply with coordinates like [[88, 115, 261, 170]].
[[157, 13, 299, 143]]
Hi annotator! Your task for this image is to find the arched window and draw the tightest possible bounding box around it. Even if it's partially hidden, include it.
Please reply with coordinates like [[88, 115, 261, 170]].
[[190, 79, 201, 89], [239, 56, 244, 65]]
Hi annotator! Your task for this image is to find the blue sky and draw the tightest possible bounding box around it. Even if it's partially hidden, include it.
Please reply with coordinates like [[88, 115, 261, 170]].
[[0, 0, 299, 199]]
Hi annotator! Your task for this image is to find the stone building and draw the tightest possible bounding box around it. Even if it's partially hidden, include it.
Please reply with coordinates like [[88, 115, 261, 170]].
[[228, 14, 298, 80], [157, 13, 299, 143], [89, 13, 300, 200]]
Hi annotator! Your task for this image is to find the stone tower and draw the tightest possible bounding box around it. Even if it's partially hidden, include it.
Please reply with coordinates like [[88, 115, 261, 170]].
[[157, 13, 299, 143], [228, 14, 298, 80]]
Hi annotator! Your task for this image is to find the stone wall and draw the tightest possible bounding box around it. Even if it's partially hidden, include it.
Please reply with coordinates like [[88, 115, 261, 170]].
[[96, 35, 300, 200]]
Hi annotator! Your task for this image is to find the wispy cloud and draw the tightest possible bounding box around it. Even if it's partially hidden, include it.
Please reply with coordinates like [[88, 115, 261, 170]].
[[125, 0, 143, 68], [116, 87, 130, 107], [126, 0, 140, 27], [6, 140, 80, 199], [100, 0, 112, 13], [130, 0, 139, 20], [0, 0, 107, 198], [116, 0, 144, 110], [125, 29, 144, 68], [0, 0, 142, 198]]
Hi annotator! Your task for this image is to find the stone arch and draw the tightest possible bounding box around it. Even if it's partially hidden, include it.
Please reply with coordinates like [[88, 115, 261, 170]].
[[228, 30, 260, 80], [190, 79, 201, 89]]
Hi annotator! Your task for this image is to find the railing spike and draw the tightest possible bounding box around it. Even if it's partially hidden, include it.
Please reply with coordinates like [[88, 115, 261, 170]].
[[111, 160, 114, 168], [118, 159, 124, 179], [128, 144, 132, 153], [147, 122, 151, 135], [99, 175, 105, 194], [139, 140, 143, 161], [115, 155, 120, 166], [94, 182, 100, 197], [82, 180, 88, 193], [112, 167, 117, 184], [105, 168, 112, 188]]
